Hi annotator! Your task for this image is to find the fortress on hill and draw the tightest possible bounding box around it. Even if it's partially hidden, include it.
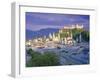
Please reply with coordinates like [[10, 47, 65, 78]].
[[26, 24, 84, 48]]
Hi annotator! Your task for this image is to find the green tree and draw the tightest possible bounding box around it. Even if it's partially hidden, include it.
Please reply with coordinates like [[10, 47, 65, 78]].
[[72, 28, 82, 40], [81, 30, 89, 42], [26, 49, 60, 67]]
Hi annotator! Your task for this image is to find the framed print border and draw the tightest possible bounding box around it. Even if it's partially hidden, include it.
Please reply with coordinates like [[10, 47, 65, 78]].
[[11, 2, 96, 78]]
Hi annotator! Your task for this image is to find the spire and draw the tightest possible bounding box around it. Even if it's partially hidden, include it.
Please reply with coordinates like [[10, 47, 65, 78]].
[[49, 33, 52, 39], [53, 33, 55, 38], [79, 33, 82, 42], [70, 32, 73, 39]]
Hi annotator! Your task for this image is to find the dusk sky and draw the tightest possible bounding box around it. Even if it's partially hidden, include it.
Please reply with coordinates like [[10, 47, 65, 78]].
[[26, 12, 89, 31]]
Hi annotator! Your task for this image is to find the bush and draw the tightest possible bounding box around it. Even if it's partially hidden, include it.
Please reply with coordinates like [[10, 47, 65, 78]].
[[26, 49, 60, 67]]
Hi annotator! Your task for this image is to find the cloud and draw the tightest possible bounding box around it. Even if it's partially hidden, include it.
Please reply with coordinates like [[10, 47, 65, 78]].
[[26, 24, 62, 31], [26, 12, 89, 31]]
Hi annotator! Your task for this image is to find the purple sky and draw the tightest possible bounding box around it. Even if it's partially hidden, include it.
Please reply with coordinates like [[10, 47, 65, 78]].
[[26, 12, 89, 31]]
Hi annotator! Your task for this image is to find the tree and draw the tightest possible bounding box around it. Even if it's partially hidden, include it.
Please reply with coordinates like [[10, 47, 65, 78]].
[[26, 49, 60, 67], [81, 30, 89, 42], [72, 28, 82, 40]]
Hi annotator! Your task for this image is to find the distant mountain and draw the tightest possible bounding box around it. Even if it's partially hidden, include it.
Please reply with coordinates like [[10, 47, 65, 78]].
[[26, 28, 59, 40]]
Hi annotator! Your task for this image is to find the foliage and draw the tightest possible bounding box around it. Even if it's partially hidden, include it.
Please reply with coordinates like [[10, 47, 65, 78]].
[[72, 28, 89, 42], [72, 28, 82, 40], [60, 32, 68, 38], [81, 30, 89, 42], [26, 49, 60, 67]]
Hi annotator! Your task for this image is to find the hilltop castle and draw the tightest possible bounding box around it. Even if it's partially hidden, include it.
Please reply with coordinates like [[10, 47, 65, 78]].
[[26, 24, 84, 48], [48, 24, 83, 45], [59, 24, 83, 33]]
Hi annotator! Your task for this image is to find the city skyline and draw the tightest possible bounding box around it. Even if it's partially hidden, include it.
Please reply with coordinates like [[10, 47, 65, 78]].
[[25, 12, 90, 67]]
